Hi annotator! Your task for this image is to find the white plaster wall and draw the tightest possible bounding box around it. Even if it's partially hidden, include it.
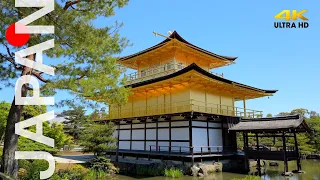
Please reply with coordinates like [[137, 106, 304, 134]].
[[171, 121, 188, 127], [146, 129, 156, 140], [120, 124, 131, 129], [132, 141, 144, 150], [209, 129, 223, 152], [119, 130, 130, 140], [208, 122, 221, 128], [132, 129, 144, 140], [192, 121, 207, 127], [119, 141, 130, 149], [192, 128, 208, 152], [132, 124, 145, 128], [171, 128, 189, 140], [158, 122, 169, 127], [146, 123, 156, 128], [158, 129, 169, 140]]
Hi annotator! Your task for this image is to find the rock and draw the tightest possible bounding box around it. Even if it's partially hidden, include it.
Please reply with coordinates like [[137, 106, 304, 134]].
[[282, 172, 294, 176], [250, 161, 257, 167], [213, 162, 223, 172], [250, 160, 265, 167], [269, 161, 279, 166], [198, 173, 204, 177], [205, 164, 219, 173], [198, 163, 208, 176], [191, 165, 200, 176], [292, 170, 306, 174]]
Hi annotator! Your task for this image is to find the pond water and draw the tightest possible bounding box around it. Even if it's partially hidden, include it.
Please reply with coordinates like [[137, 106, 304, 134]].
[[117, 160, 320, 180]]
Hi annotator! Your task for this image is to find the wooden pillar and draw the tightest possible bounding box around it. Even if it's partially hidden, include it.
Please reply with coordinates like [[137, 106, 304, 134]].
[[243, 132, 249, 172], [256, 133, 261, 176], [145, 91, 148, 115], [219, 95, 222, 114], [294, 131, 302, 171], [282, 131, 288, 173], [144, 120, 147, 151], [156, 119, 159, 151], [232, 96, 235, 116], [207, 118, 210, 148], [221, 119, 225, 151], [130, 122, 133, 151], [116, 122, 120, 162], [243, 99, 247, 118], [169, 118, 172, 153], [189, 118, 193, 153]]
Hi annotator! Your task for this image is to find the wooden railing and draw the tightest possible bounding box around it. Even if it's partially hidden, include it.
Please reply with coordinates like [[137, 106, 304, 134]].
[[124, 62, 224, 84], [105, 99, 263, 119]]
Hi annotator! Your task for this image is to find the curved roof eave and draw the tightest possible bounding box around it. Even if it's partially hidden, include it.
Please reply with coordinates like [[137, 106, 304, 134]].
[[119, 31, 238, 62], [125, 63, 278, 94]]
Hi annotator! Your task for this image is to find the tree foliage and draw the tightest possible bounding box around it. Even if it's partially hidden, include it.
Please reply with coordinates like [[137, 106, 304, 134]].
[[80, 121, 116, 156], [1, 0, 130, 177], [61, 105, 88, 141]]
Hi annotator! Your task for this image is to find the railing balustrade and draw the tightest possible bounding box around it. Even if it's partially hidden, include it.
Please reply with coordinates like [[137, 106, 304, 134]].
[[104, 99, 263, 120], [124, 62, 224, 84]]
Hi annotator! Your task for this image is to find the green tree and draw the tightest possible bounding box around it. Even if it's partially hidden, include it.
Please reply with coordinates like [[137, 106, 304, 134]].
[[61, 106, 88, 141], [266, 113, 272, 118], [18, 121, 72, 154], [80, 122, 116, 156], [1, 0, 130, 177], [0, 101, 10, 143]]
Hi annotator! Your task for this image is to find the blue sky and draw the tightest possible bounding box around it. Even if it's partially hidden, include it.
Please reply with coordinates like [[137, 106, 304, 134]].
[[1, 0, 319, 116]]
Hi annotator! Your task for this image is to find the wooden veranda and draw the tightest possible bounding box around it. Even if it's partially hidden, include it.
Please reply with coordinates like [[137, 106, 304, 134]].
[[229, 114, 311, 176]]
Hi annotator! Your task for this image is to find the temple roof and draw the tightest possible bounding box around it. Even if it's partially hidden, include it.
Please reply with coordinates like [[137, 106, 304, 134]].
[[126, 63, 277, 95], [229, 114, 311, 133], [119, 31, 237, 62]]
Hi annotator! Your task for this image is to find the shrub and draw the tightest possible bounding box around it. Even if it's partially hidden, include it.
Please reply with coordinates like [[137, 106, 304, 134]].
[[164, 168, 184, 178], [53, 165, 88, 180], [84, 169, 109, 180], [86, 156, 119, 175], [232, 175, 261, 180], [18, 160, 49, 180]]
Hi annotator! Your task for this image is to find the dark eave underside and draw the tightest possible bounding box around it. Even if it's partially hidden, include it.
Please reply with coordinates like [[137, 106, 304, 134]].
[[119, 31, 237, 62], [125, 63, 278, 94]]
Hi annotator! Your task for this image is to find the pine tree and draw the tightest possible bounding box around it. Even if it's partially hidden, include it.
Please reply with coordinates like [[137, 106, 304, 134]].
[[61, 105, 88, 142], [0, 0, 130, 177]]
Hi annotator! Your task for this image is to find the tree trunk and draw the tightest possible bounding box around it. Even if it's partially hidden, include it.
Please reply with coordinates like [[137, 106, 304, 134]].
[[1, 54, 35, 178]]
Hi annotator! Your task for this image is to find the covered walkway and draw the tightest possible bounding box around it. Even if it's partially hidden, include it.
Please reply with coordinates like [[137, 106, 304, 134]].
[[229, 114, 311, 176]]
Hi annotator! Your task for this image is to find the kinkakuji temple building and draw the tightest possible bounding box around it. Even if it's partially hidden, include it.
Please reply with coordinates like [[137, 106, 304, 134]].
[[97, 31, 310, 174]]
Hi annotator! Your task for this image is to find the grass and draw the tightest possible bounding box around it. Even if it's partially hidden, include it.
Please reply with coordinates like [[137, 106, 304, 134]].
[[164, 168, 183, 178], [84, 169, 109, 180], [135, 165, 164, 176]]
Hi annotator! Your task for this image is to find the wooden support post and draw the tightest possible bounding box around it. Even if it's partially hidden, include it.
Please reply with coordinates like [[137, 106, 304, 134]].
[[282, 131, 288, 173], [294, 131, 302, 171], [256, 133, 261, 176], [156, 119, 159, 152], [130, 122, 133, 151], [144, 120, 147, 151], [243, 132, 249, 172], [116, 122, 120, 162], [207, 118, 210, 149], [243, 99, 247, 118], [189, 118, 193, 153], [169, 118, 172, 153]]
